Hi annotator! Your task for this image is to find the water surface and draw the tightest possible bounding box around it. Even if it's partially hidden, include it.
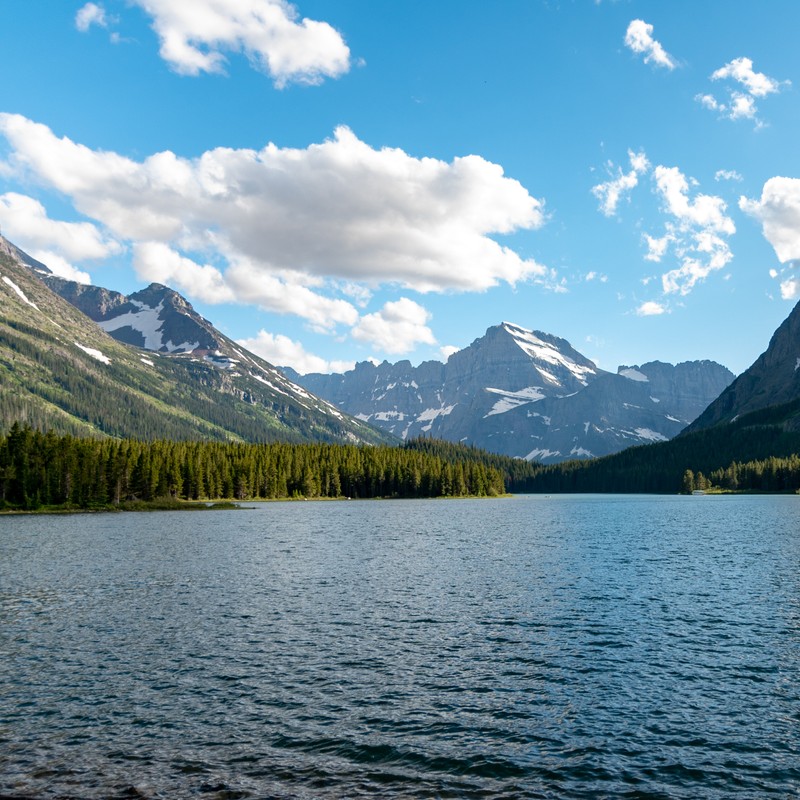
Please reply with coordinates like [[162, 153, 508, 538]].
[[1, 495, 799, 798]]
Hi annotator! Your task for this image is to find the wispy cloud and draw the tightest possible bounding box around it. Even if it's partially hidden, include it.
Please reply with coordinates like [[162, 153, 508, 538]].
[[624, 20, 676, 70], [715, 169, 743, 183], [75, 2, 107, 32], [592, 149, 649, 216], [697, 57, 789, 127]]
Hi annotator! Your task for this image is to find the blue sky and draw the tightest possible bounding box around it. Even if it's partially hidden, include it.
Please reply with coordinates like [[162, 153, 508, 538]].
[[1, 1, 799, 375]]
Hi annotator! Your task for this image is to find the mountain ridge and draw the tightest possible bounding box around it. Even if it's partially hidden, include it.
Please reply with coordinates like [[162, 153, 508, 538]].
[[0, 235, 392, 445], [287, 322, 734, 462]]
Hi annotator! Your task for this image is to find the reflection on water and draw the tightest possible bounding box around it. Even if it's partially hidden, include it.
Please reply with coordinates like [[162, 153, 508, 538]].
[[1, 495, 799, 798]]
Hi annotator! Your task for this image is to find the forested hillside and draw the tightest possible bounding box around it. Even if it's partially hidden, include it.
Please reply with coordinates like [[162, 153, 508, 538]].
[[514, 399, 800, 494], [0, 425, 505, 510], [0, 240, 391, 445]]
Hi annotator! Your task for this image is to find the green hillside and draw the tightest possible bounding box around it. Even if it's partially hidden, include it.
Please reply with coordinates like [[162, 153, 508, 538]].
[[0, 249, 391, 445]]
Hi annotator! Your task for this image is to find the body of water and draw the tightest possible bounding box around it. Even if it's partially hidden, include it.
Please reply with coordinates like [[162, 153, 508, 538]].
[[1, 494, 799, 799]]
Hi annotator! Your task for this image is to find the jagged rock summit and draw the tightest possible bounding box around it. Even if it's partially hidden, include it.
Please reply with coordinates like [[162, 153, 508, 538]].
[[687, 298, 800, 432], [288, 321, 734, 462]]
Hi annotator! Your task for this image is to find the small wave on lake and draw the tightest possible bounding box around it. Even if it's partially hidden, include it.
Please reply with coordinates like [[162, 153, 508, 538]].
[[1, 495, 799, 798]]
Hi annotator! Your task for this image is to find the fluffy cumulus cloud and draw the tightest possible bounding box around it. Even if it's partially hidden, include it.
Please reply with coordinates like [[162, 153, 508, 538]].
[[697, 57, 788, 126], [75, 2, 108, 32], [350, 298, 436, 355], [740, 177, 800, 298], [624, 20, 676, 70], [132, 242, 235, 304], [0, 113, 553, 331], [636, 300, 666, 316], [131, 0, 350, 87], [0, 191, 121, 283], [646, 166, 735, 295], [592, 149, 649, 216], [237, 330, 354, 374]]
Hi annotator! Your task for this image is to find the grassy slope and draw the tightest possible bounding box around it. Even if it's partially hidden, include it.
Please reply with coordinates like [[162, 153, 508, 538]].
[[0, 252, 392, 444]]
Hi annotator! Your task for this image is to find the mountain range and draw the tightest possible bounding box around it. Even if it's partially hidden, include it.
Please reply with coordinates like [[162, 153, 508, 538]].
[[8, 230, 797, 472], [0, 235, 390, 445], [286, 322, 734, 462], [519, 297, 800, 493]]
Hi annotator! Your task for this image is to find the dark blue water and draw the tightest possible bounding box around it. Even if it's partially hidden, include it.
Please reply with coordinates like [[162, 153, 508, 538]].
[[1, 495, 799, 799]]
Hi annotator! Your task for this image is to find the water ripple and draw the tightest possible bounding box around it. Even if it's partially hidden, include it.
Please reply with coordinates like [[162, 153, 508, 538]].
[[1, 494, 799, 798]]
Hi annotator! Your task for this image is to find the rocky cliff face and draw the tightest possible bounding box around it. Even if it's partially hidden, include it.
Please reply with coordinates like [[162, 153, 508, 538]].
[[687, 300, 800, 431], [288, 322, 734, 462]]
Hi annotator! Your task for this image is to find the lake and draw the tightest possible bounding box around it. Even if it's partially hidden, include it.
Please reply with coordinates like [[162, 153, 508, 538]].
[[1, 495, 799, 799]]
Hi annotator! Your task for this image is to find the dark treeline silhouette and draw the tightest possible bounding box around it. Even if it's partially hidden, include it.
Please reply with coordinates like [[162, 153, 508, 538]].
[[512, 418, 800, 494], [0, 424, 506, 509]]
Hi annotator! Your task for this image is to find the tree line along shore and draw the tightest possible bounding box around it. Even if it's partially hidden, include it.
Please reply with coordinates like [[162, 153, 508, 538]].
[[0, 424, 507, 510], [0, 424, 798, 512]]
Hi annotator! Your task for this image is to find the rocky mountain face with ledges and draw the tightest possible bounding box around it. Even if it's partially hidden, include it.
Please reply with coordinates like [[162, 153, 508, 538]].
[[686, 298, 800, 432], [287, 322, 734, 463]]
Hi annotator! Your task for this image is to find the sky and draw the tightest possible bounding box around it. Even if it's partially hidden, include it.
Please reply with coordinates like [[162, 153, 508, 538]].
[[1, 1, 799, 376]]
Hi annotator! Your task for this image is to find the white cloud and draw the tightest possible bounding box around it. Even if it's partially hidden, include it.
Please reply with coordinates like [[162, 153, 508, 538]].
[[132, 241, 235, 304], [0, 191, 123, 283], [439, 345, 459, 361], [75, 2, 107, 32], [740, 177, 800, 263], [28, 251, 92, 284], [131, 0, 350, 87], [712, 57, 782, 98], [592, 149, 649, 217], [0, 114, 554, 324], [647, 166, 735, 295], [237, 330, 353, 374], [351, 298, 436, 355], [715, 169, 743, 182], [741, 177, 800, 298], [698, 57, 788, 126], [624, 20, 676, 70], [636, 300, 666, 316], [224, 259, 358, 329], [780, 278, 799, 300]]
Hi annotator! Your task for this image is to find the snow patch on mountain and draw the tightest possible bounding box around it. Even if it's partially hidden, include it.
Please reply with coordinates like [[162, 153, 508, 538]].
[[619, 367, 649, 382], [416, 405, 457, 432], [2, 276, 38, 309], [74, 342, 110, 365], [98, 301, 165, 349], [525, 447, 561, 461], [633, 427, 668, 442], [484, 386, 545, 416], [502, 322, 596, 385]]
